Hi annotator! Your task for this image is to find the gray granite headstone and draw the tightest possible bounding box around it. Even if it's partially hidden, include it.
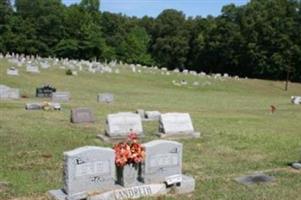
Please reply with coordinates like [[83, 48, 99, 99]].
[[98, 93, 114, 103], [291, 96, 301, 105], [52, 91, 70, 102], [63, 146, 116, 200], [71, 108, 95, 123], [105, 112, 143, 138], [158, 113, 200, 138], [142, 140, 182, 184], [0, 85, 20, 100], [25, 103, 42, 110], [26, 65, 40, 73], [7, 67, 19, 76]]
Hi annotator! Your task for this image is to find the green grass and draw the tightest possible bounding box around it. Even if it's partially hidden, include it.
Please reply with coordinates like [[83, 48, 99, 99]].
[[0, 58, 301, 200]]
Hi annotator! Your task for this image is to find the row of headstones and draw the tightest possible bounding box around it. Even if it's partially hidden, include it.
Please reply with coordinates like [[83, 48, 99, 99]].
[[4, 53, 245, 80], [71, 111, 200, 140], [48, 140, 195, 200]]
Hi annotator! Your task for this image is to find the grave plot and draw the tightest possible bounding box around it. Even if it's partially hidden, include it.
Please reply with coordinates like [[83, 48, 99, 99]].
[[48, 140, 195, 200]]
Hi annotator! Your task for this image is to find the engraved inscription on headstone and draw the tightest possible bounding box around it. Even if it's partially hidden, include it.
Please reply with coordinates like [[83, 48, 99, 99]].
[[88, 184, 167, 200], [63, 146, 115, 200], [142, 140, 182, 184]]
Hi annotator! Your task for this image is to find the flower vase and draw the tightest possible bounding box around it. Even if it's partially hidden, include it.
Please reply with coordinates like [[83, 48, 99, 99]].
[[117, 163, 139, 187]]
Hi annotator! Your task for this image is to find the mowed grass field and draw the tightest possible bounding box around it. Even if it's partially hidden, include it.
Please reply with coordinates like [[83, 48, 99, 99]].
[[0, 58, 301, 200]]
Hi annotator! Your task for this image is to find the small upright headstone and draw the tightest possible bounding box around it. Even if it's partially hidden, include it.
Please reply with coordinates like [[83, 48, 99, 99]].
[[26, 65, 40, 73], [71, 108, 95, 123], [98, 112, 143, 142], [0, 85, 20, 100], [97, 93, 114, 103], [36, 85, 56, 97], [52, 91, 70, 102], [158, 113, 200, 138], [6, 67, 19, 76]]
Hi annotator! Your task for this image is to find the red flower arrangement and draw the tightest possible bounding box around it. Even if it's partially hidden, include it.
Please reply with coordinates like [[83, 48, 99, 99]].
[[113, 132, 145, 167]]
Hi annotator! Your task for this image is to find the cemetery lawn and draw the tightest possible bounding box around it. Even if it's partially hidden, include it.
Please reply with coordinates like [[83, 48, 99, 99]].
[[1, 59, 301, 200]]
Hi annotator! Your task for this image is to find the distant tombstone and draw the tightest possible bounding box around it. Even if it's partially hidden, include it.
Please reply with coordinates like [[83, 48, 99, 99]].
[[145, 111, 161, 121], [142, 140, 182, 184], [26, 65, 40, 73], [6, 67, 19, 76], [193, 81, 199, 86], [36, 85, 56, 97], [0, 85, 20, 100], [104, 112, 143, 139], [25, 103, 42, 110], [52, 91, 70, 102], [71, 108, 95, 123], [291, 96, 301, 105], [98, 93, 114, 103], [158, 113, 200, 138], [182, 70, 188, 74], [60, 146, 115, 200]]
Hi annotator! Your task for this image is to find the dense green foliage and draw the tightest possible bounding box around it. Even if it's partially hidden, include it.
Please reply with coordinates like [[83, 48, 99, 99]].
[[1, 0, 300, 81]]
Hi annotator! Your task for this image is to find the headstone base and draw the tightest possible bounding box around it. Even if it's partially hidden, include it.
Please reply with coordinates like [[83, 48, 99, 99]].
[[156, 132, 201, 139], [49, 176, 195, 200]]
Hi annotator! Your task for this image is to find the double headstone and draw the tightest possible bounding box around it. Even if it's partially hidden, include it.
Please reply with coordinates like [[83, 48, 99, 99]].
[[0, 85, 20, 100], [71, 108, 95, 123], [98, 93, 114, 103], [48, 141, 195, 200], [52, 91, 70, 102], [99, 112, 143, 142], [158, 113, 200, 138]]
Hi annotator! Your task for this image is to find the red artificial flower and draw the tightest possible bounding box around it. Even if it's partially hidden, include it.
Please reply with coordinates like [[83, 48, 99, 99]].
[[113, 131, 145, 167]]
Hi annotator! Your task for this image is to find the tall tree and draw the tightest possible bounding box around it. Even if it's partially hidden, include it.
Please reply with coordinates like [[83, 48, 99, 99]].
[[151, 9, 190, 69]]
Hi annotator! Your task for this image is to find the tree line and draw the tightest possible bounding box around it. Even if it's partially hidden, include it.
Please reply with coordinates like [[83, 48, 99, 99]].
[[0, 0, 300, 82]]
